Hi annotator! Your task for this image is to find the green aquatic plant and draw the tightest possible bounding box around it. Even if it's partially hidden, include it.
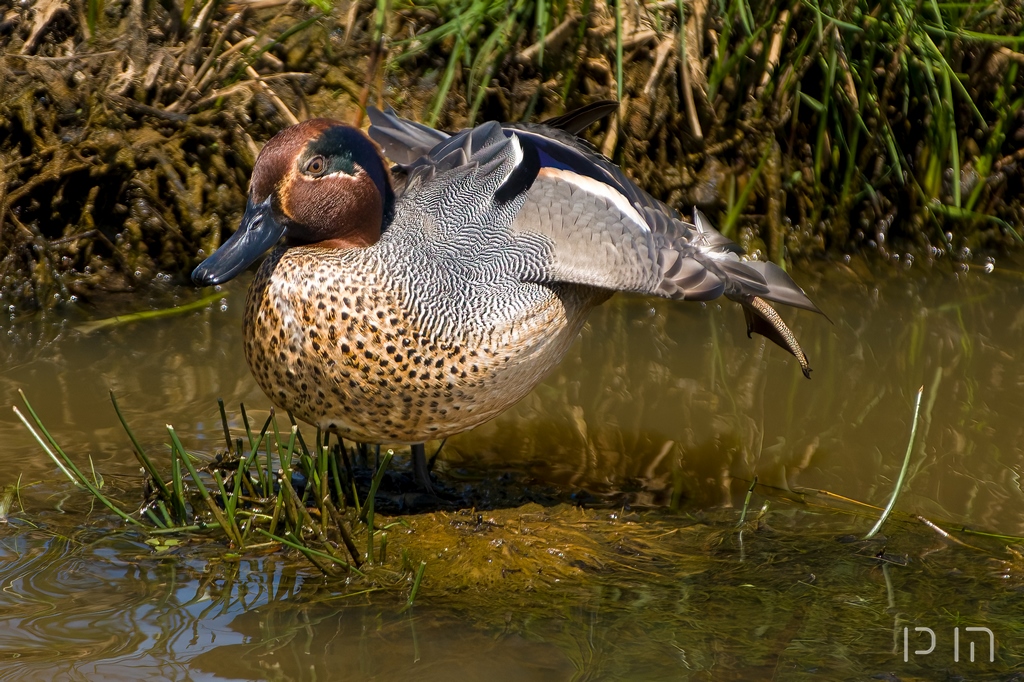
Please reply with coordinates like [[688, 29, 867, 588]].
[[864, 385, 924, 539], [12, 391, 425, 582]]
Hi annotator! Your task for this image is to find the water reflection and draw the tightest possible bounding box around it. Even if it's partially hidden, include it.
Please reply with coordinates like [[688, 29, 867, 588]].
[[3, 260, 1024, 532], [1, 257, 1024, 679], [2, 503, 1022, 681]]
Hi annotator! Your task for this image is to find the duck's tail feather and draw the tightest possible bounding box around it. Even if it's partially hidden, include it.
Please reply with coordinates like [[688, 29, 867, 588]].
[[537, 100, 619, 135], [656, 210, 821, 376], [685, 210, 822, 314], [741, 297, 812, 378]]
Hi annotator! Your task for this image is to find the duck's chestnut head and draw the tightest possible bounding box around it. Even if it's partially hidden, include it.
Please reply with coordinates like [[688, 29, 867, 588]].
[[192, 119, 394, 286]]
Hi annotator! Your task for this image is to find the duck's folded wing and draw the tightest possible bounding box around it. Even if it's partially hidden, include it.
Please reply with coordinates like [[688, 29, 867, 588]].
[[368, 107, 822, 376], [505, 135, 823, 376], [508, 137, 818, 308], [367, 102, 621, 185]]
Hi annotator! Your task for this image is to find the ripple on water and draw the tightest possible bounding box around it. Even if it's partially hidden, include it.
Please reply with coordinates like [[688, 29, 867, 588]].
[[2, 259, 1024, 678]]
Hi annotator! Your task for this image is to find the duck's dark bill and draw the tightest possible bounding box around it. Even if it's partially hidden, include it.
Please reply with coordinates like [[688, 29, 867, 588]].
[[192, 196, 285, 286]]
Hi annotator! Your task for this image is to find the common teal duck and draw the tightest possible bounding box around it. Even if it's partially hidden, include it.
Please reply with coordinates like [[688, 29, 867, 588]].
[[192, 103, 822, 488]]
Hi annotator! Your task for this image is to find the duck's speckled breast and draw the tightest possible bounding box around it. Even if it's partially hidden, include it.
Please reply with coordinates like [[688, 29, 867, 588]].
[[244, 246, 602, 444]]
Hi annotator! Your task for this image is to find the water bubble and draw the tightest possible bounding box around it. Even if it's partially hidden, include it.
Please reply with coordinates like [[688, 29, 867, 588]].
[[984, 257, 995, 274]]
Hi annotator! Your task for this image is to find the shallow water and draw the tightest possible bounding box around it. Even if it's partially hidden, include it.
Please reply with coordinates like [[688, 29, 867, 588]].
[[2, 256, 1024, 680]]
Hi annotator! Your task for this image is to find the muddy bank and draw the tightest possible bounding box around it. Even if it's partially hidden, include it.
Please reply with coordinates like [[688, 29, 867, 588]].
[[2, 0, 1023, 314]]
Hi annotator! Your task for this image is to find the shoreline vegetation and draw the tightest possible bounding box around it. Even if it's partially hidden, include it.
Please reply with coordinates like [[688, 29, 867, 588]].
[[1, 0, 1023, 314]]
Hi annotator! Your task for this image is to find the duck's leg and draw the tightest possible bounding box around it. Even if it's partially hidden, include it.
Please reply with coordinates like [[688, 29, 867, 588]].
[[411, 443, 434, 493]]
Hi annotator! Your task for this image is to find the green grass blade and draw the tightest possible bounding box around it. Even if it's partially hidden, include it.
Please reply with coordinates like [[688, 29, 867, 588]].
[[255, 528, 365, 576], [76, 291, 225, 334], [406, 560, 427, 609], [167, 425, 243, 545], [110, 391, 170, 500], [13, 406, 78, 485], [864, 386, 925, 539], [217, 399, 232, 452], [360, 449, 394, 524], [614, 0, 623, 102], [14, 401, 142, 526]]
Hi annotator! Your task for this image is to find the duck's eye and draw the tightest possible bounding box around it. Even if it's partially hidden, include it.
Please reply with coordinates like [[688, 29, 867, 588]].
[[304, 155, 326, 175]]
